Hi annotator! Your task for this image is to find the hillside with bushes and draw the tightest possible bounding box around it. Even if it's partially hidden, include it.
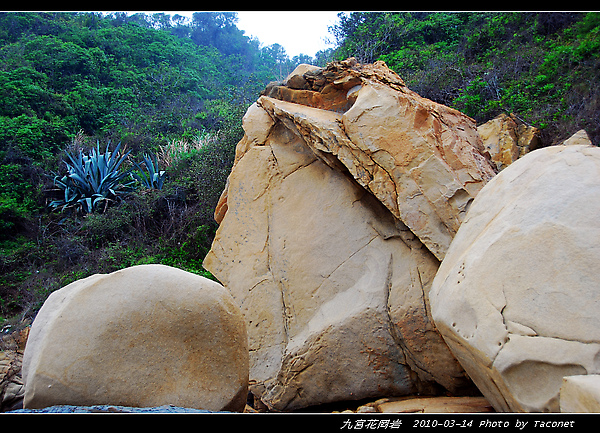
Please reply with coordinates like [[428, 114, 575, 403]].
[[331, 12, 600, 146], [1, 11, 598, 330], [0, 11, 328, 327]]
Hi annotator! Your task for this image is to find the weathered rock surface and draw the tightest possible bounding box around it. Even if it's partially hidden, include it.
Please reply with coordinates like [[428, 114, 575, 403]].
[[257, 59, 497, 261], [0, 326, 29, 412], [204, 59, 493, 411], [562, 129, 593, 146], [22, 264, 249, 412], [429, 144, 600, 412], [353, 395, 494, 413], [477, 113, 541, 171], [560, 375, 600, 413]]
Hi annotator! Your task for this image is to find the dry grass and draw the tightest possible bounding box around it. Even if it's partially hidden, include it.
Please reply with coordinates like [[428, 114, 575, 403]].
[[157, 131, 220, 167]]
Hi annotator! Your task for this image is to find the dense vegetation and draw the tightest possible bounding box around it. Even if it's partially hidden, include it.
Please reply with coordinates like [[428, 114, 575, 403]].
[[0, 11, 334, 328], [1, 11, 598, 330], [330, 12, 600, 146]]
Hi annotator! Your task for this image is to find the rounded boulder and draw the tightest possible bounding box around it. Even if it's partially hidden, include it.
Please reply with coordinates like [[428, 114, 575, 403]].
[[430, 145, 600, 412], [22, 264, 248, 412]]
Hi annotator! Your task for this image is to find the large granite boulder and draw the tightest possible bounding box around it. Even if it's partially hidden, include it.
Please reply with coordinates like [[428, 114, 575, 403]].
[[204, 59, 495, 411], [429, 144, 600, 412], [22, 264, 248, 412]]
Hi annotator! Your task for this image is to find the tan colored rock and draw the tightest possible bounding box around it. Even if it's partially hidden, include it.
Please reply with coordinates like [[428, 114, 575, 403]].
[[359, 396, 494, 413], [560, 375, 600, 413], [213, 101, 278, 224], [256, 60, 496, 261], [284, 64, 323, 90], [430, 145, 600, 412], [0, 326, 29, 411], [342, 80, 496, 261], [204, 59, 487, 411], [204, 121, 470, 411], [22, 264, 249, 412], [562, 129, 592, 146], [516, 122, 541, 155], [239, 102, 275, 157], [477, 113, 541, 171], [1, 350, 24, 411]]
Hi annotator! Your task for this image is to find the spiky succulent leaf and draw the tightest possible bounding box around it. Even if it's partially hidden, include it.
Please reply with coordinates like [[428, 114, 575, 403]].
[[131, 151, 167, 190], [48, 141, 134, 214]]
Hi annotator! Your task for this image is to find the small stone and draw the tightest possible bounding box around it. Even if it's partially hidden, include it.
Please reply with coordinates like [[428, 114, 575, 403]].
[[356, 405, 377, 413], [562, 129, 592, 146], [560, 375, 600, 413]]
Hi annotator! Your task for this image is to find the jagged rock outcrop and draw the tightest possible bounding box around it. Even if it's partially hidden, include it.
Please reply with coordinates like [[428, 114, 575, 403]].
[[429, 144, 600, 412], [477, 113, 541, 171], [22, 264, 249, 412], [0, 326, 29, 411], [254, 59, 497, 261], [204, 59, 495, 411]]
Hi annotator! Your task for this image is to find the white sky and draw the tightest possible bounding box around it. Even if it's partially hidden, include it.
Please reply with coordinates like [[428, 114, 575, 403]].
[[170, 11, 342, 58], [235, 11, 341, 58]]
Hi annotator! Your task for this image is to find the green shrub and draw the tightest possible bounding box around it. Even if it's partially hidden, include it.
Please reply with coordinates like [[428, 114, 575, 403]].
[[0, 114, 70, 162]]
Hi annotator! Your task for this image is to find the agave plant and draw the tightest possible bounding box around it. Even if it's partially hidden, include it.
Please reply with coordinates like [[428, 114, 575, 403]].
[[49, 141, 136, 214], [130, 152, 167, 190]]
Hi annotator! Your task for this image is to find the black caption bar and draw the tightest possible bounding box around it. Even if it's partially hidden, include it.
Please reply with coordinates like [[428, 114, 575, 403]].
[[8, 411, 596, 432]]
